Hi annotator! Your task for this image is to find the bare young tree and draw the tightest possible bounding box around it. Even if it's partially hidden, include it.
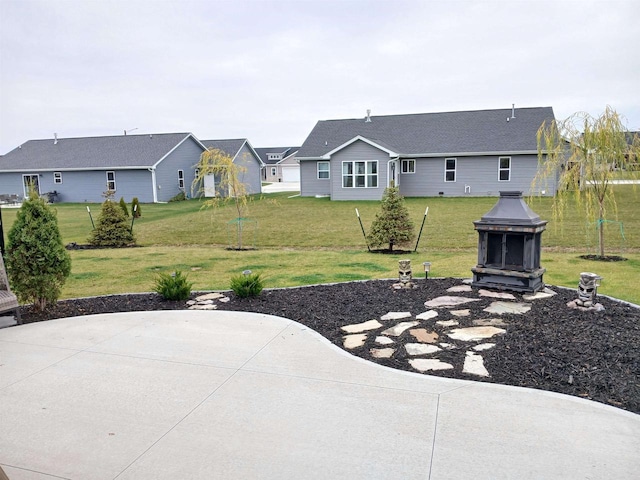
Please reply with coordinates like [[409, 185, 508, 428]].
[[533, 106, 639, 257]]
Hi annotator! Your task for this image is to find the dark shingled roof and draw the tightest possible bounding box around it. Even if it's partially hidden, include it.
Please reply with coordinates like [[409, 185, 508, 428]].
[[297, 107, 555, 159], [0, 133, 199, 171], [201, 139, 248, 158]]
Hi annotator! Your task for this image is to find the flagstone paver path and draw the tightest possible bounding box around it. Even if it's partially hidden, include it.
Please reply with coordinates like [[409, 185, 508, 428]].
[[185, 285, 557, 379], [337, 286, 558, 377]]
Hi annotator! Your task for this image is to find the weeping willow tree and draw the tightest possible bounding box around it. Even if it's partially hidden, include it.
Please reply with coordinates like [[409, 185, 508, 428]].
[[192, 148, 251, 249], [533, 106, 640, 257]]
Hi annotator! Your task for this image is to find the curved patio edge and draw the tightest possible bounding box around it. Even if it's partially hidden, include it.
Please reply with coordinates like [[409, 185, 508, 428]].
[[1, 310, 638, 480]]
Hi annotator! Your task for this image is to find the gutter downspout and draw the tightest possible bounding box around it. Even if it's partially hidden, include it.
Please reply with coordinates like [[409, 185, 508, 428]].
[[149, 167, 158, 203]]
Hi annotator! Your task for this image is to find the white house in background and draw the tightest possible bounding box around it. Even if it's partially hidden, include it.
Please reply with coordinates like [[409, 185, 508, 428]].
[[296, 106, 559, 200], [255, 147, 300, 183]]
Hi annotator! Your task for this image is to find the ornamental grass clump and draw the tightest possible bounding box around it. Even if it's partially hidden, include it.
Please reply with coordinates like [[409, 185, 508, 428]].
[[230, 271, 264, 298], [6, 193, 71, 311], [153, 271, 193, 301]]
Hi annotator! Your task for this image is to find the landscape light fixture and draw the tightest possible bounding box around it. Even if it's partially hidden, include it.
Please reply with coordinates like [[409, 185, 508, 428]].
[[423, 262, 432, 279]]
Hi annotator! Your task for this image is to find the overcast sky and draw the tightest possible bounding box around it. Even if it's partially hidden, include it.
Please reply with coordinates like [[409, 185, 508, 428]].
[[1, 0, 638, 154]]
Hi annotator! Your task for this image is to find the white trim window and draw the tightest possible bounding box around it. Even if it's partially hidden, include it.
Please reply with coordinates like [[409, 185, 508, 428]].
[[401, 159, 415, 174], [342, 160, 378, 188], [445, 158, 456, 182], [499, 157, 511, 181], [106, 171, 116, 191], [178, 169, 185, 189], [317, 161, 330, 179], [53, 172, 63, 184], [22, 174, 40, 197]]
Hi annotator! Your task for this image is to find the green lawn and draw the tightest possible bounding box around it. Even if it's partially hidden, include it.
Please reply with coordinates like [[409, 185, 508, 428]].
[[2, 186, 639, 303]]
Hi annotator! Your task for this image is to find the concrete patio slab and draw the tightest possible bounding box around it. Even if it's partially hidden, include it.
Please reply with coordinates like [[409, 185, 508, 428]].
[[1, 310, 638, 480]]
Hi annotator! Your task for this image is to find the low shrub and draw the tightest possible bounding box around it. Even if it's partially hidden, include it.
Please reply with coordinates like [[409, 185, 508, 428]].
[[88, 199, 136, 247], [230, 271, 264, 298], [169, 191, 187, 202], [153, 270, 193, 301], [119, 197, 129, 217], [131, 197, 141, 218]]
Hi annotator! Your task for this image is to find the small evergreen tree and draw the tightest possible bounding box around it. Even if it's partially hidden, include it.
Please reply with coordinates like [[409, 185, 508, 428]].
[[131, 197, 141, 218], [6, 193, 71, 311], [119, 197, 129, 217], [89, 195, 136, 247], [367, 186, 415, 251]]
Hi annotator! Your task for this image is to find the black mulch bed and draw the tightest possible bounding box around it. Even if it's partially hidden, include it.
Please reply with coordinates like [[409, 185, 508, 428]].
[[18, 279, 640, 414]]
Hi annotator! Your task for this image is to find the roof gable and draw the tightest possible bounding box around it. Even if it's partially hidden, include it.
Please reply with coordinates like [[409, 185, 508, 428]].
[[202, 138, 264, 166], [0, 133, 201, 171], [254, 146, 300, 164], [297, 107, 555, 159]]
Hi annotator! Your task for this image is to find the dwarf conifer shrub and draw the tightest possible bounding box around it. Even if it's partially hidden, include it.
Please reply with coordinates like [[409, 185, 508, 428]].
[[153, 271, 193, 301], [367, 186, 415, 251], [131, 197, 141, 218], [89, 199, 136, 247], [119, 197, 129, 217], [6, 194, 71, 311], [230, 272, 264, 298]]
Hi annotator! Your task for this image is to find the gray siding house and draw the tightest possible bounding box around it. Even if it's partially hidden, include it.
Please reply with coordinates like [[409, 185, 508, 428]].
[[255, 147, 300, 183], [297, 107, 558, 200], [0, 133, 207, 203], [200, 139, 263, 196]]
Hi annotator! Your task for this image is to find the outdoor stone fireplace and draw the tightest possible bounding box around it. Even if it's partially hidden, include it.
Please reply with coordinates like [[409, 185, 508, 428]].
[[471, 191, 547, 293]]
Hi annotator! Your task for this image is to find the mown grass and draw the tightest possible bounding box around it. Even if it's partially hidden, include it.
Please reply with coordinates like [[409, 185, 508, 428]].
[[1, 185, 639, 303]]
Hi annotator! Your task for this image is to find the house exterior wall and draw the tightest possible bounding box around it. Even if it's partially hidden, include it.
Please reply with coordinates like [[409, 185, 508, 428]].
[[329, 140, 389, 201], [154, 136, 204, 201], [0, 169, 155, 203], [398, 154, 555, 197], [234, 144, 262, 195], [300, 161, 330, 196]]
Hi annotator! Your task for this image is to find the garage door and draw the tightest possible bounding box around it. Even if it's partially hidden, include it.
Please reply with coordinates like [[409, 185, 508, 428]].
[[281, 166, 300, 182]]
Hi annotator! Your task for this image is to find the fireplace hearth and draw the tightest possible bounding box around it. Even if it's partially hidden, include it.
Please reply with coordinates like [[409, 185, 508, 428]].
[[471, 191, 547, 293]]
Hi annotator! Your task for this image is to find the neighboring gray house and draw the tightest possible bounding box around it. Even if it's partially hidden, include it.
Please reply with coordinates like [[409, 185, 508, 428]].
[[297, 107, 558, 200], [199, 139, 263, 196], [0, 133, 206, 203], [255, 147, 300, 183]]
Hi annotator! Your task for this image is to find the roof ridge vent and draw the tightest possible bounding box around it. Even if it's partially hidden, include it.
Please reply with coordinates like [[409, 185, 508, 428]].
[[54, 133, 58, 145], [511, 103, 516, 119], [365, 109, 372, 123]]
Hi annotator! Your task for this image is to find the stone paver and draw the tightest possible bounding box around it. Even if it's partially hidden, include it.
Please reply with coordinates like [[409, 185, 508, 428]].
[[375, 336, 394, 345], [473, 318, 508, 327], [436, 319, 459, 327], [409, 328, 439, 343], [463, 351, 490, 377], [447, 326, 506, 341], [523, 288, 557, 301], [195, 292, 224, 301], [341, 320, 383, 334], [478, 289, 516, 300], [405, 343, 441, 356], [343, 334, 367, 349], [450, 309, 470, 317], [473, 343, 495, 351], [483, 301, 531, 315], [381, 321, 419, 336], [424, 296, 481, 308], [447, 285, 472, 293], [409, 358, 454, 372], [370, 347, 395, 358], [188, 304, 217, 310], [416, 310, 438, 320], [381, 311, 412, 321]]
